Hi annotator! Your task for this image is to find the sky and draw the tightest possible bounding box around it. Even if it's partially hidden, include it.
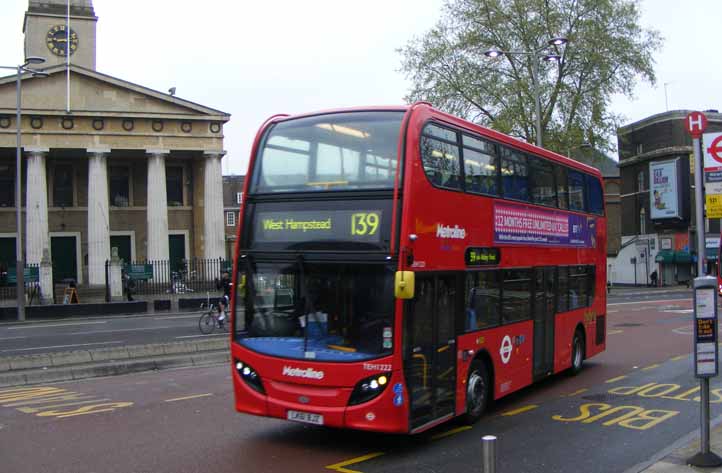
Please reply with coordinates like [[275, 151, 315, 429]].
[[0, 0, 718, 174]]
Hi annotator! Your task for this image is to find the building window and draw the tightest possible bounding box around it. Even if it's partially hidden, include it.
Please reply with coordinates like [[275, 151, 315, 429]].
[[53, 165, 74, 207], [226, 211, 236, 227], [0, 164, 13, 207], [236, 192, 243, 204], [166, 166, 183, 206], [109, 166, 130, 207], [637, 170, 645, 192]]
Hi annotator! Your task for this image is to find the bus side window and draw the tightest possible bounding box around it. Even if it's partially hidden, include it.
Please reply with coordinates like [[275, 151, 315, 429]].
[[568, 170, 586, 211], [420, 131, 462, 190], [501, 268, 531, 323], [557, 266, 569, 312], [465, 271, 500, 331]]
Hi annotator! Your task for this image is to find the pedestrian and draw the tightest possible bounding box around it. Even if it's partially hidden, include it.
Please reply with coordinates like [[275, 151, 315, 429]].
[[649, 270, 658, 287]]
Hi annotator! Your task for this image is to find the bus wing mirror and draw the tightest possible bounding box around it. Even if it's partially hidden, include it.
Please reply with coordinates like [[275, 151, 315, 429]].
[[395, 271, 415, 299]]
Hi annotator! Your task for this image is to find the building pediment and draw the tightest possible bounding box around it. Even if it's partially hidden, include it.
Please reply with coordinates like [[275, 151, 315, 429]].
[[0, 64, 229, 122]]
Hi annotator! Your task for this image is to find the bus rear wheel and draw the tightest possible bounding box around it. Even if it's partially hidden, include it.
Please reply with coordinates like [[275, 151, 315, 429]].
[[464, 360, 490, 424], [569, 330, 585, 376]]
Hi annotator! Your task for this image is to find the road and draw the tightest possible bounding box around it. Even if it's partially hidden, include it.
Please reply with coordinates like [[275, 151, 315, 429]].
[[0, 291, 713, 473], [0, 312, 226, 356]]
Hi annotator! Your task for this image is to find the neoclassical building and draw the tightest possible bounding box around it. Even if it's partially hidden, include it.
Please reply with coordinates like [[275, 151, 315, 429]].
[[0, 0, 229, 300]]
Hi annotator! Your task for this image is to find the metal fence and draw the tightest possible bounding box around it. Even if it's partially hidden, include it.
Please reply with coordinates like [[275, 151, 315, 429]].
[[0, 263, 42, 304], [108, 258, 230, 297]]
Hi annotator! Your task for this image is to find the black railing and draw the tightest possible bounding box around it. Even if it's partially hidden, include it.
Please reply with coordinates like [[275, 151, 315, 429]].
[[0, 263, 42, 304], [111, 258, 230, 296]]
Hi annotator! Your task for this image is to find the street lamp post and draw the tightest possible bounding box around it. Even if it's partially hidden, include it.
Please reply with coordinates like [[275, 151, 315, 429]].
[[484, 37, 568, 148], [1, 57, 47, 321]]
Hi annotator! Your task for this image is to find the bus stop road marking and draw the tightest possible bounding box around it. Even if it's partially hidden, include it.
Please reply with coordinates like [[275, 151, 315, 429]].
[[565, 388, 588, 397], [164, 393, 213, 402], [606, 376, 627, 384], [501, 405, 538, 416], [325, 452, 385, 473], [431, 425, 472, 440]]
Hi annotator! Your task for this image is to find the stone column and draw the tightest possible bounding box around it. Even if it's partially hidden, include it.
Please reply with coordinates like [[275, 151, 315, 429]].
[[146, 150, 170, 273], [87, 148, 111, 286], [203, 151, 226, 260], [39, 248, 53, 304], [25, 147, 50, 266]]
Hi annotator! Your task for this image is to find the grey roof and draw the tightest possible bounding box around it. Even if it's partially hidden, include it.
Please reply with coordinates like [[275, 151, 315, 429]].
[[570, 149, 619, 178]]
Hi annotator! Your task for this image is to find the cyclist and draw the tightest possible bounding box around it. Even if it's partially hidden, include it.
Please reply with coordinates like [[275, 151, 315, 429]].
[[216, 271, 232, 328]]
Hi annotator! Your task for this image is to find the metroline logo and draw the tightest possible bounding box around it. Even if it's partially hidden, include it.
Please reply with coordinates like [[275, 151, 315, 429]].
[[282, 366, 325, 380], [436, 223, 466, 239]]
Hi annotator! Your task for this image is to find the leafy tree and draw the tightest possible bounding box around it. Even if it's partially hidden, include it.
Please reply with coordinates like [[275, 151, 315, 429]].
[[399, 0, 662, 154]]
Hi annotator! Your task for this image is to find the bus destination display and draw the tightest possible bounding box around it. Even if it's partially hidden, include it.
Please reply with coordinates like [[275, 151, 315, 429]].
[[254, 210, 383, 243], [465, 247, 500, 266]]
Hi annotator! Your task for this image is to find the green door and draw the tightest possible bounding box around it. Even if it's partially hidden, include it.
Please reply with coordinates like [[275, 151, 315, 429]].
[[51, 236, 77, 283], [168, 234, 186, 273], [110, 235, 132, 264]]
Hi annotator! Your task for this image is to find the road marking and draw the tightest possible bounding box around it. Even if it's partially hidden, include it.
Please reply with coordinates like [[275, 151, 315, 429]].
[[501, 405, 538, 416], [164, 393, 213, 402], [608, 330, 623, 335], [175, 333, 228, 339], [7, 321, 108, 330], [431, 425, 472, 440], [1, 340, 124, 353], [154, 315, 202, 320], [641, 364, 660, 371], [71, 326, 178, 335], [0, 386, 132, 419], [566, 389, 588, 397], [0, 336, 27, 341], [608, 299, 691, 307], [325, 452, 385, 473], [605, 376, 627, 384], [671, 355, 687, 361], [608, 310, 619, 313], [18, 399, 111, 413]]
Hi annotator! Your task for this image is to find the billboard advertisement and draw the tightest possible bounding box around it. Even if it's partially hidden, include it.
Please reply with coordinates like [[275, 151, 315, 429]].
[[493, 202, 596, 248], [650, 159, 680, 220]]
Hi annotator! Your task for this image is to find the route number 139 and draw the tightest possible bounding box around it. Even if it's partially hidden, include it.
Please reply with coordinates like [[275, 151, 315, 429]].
[[351, 212, 380, 236]]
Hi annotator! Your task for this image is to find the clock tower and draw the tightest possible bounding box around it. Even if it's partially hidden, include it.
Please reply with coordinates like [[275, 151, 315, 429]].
[[23, 0, 98, 70]]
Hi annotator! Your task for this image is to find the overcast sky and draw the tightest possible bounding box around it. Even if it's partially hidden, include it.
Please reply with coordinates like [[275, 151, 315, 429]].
[[0, 0, 718, 174]]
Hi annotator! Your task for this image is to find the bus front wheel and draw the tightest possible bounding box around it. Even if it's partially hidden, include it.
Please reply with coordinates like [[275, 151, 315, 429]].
[[464, 360, 490, 424], [569, 330, 585, 376]]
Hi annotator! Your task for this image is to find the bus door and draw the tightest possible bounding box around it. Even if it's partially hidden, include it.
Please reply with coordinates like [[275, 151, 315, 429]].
[[533, 267, 556, 380], [404, 274, 457, 430]]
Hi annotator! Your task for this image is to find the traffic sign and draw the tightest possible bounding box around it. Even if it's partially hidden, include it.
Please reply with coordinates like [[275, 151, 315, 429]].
[[687, 111, 708, 138], [704, 132, 722, 171]]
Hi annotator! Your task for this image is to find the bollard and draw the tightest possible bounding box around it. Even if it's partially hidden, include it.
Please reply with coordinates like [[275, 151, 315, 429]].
[[481, 435, 497, 473]]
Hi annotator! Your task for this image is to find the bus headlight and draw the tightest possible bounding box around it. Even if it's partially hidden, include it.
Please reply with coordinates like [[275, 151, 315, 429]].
[[235, 359, 265, 394], [348, 373, 391, 406]]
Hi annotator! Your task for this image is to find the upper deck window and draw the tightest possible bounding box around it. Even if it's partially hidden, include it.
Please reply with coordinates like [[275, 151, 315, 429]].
[[251, 111, 404, 193]]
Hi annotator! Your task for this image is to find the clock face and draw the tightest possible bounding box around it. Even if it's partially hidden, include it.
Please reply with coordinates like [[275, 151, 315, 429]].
[[46, 25, 78, 56]]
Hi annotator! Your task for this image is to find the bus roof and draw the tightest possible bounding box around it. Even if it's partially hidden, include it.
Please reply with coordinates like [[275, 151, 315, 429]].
[[266, 103, 603, 179]]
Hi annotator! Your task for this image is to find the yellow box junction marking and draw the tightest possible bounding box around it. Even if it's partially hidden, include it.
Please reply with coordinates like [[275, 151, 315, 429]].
[[0, 386, 132, 419], [501, 405, 538, 416], [326, 452, 385, 473], [164, 393, 213, 403]]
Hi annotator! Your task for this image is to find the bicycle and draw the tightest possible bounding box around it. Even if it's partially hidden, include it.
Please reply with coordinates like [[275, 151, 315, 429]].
[[198, 294, 228, 334]]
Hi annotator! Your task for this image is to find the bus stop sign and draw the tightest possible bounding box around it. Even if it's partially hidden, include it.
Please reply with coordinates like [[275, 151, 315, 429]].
[[686, 111, 708, 138]]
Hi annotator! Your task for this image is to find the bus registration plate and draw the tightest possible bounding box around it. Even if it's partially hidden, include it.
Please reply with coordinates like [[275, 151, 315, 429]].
[[287, 410, 324, 425]]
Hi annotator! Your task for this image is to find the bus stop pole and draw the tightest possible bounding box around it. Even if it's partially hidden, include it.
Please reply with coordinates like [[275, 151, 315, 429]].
[[688, 133, 722, 467], [481, 435, 497, 473]]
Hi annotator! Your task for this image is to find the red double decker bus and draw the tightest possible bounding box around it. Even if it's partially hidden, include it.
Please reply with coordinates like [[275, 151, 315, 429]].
[[230, 103, 606, 434]]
